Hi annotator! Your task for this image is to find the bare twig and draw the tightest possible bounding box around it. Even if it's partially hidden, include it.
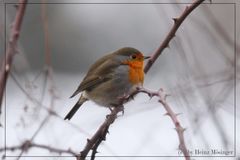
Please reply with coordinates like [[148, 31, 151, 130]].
[[41, 0, 51, 67], [11, 72, 91, 135], [1, 140, 78, 157], [144, 0, 205, 73], [137, 87, 190, 160], [0, 0, 27, 116], [15, 115, 50, 160]]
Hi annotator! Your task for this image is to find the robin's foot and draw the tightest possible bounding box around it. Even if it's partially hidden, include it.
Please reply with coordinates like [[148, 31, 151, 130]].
[[108, 106, 114, 112], [106, 105, 124, 119], [116, 105, 124, 116], [118, 92, 135, 103]]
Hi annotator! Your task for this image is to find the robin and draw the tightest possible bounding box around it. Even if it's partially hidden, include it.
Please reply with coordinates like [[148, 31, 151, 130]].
[[64, 47, 150, 120]]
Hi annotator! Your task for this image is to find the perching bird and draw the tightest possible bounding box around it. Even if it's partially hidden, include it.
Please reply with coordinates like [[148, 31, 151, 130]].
[[64, 47, 150, 120]]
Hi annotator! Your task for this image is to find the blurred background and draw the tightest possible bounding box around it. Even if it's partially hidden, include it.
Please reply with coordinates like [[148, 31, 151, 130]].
[[0, 0, 239, 159]]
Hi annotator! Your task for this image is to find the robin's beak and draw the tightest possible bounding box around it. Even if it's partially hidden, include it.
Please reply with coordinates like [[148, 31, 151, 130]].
[[144, 56, 151, 60]]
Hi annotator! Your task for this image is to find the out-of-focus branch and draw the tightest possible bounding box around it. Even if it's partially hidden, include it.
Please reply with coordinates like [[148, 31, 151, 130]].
[[41, 0, 51, 67], [144, 0, 205, 73], [0, 140, 78, 157], [15, 116, 50, 159], [0, 0, 27, 116], [10, 72, 91, 135], [137, 87, 190, 160], [203, 6, 239, 57]]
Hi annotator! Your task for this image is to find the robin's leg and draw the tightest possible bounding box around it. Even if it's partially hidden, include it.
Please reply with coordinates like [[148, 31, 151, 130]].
[[118, 105, 125, 116], [118, 90, 137, 103], [108, 106, 113, 112], [115, 104, 125, 116]]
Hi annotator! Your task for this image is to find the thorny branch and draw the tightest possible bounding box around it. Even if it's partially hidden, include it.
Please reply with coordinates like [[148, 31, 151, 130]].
[[137, 87, 190, 160], [144, 0, 205, 73], [78, 106, 123, 160], [79, 0, 206, 160], [0, 0, 27, 119]]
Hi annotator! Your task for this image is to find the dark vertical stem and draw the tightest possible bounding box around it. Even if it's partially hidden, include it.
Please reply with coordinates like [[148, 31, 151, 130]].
[[0, 0, 28, 115]]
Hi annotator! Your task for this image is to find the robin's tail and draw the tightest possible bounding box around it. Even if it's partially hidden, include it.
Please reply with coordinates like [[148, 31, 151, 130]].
[[64, 95, 88, 120]]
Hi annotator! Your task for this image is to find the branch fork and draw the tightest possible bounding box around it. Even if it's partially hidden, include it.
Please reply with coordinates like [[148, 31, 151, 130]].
[[78, 86, 190, 160]]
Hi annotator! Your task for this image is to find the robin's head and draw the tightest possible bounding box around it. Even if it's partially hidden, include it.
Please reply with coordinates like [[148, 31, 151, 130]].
[[112, 47, 150, 85], [113, 47, 150, 67]]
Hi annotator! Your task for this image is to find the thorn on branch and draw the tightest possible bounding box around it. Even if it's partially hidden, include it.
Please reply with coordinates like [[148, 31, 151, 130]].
[[172, 17, 178, 23], [175, 113, 182, 117], [102, 135, 106, 141], [164, 113, 170, 117], [149, 93, 154, 99], [120, 107, 125, 116], [158, 88, 170, 101], [175, 126, 187, 133], [87, 139, 91, 143]]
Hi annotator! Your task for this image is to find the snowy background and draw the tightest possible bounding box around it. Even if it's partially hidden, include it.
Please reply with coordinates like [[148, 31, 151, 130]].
[[0, 0, 239, 160]]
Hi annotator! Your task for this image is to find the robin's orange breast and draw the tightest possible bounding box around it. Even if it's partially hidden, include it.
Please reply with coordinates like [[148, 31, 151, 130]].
[[123, 60, 144, 85]]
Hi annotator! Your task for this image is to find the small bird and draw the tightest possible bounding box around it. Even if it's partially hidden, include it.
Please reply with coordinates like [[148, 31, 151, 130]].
[[64, 47, 150, 120]]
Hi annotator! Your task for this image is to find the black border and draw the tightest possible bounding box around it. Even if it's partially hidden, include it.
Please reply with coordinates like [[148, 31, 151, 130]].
[[3, 1, 237, 159], [4, 1, 7, 158]]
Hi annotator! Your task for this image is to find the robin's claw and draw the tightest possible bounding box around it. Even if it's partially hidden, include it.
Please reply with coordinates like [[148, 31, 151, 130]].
[[108, 106, 114, 112], [118, 106, 125, 116], [121, 108, 124, 116], [118, 93, 130, 103]]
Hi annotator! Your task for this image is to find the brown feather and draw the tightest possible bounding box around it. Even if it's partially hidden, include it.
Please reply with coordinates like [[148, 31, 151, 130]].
[[70, 56, 120, 98]]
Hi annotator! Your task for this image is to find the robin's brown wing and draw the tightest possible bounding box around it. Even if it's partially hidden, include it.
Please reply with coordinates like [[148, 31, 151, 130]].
[[70, 58, 121, 98], [70, 75, 109, 98]]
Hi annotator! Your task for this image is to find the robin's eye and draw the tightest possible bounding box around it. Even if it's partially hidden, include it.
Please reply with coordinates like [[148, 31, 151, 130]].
[[131, 55, 137, 59]]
